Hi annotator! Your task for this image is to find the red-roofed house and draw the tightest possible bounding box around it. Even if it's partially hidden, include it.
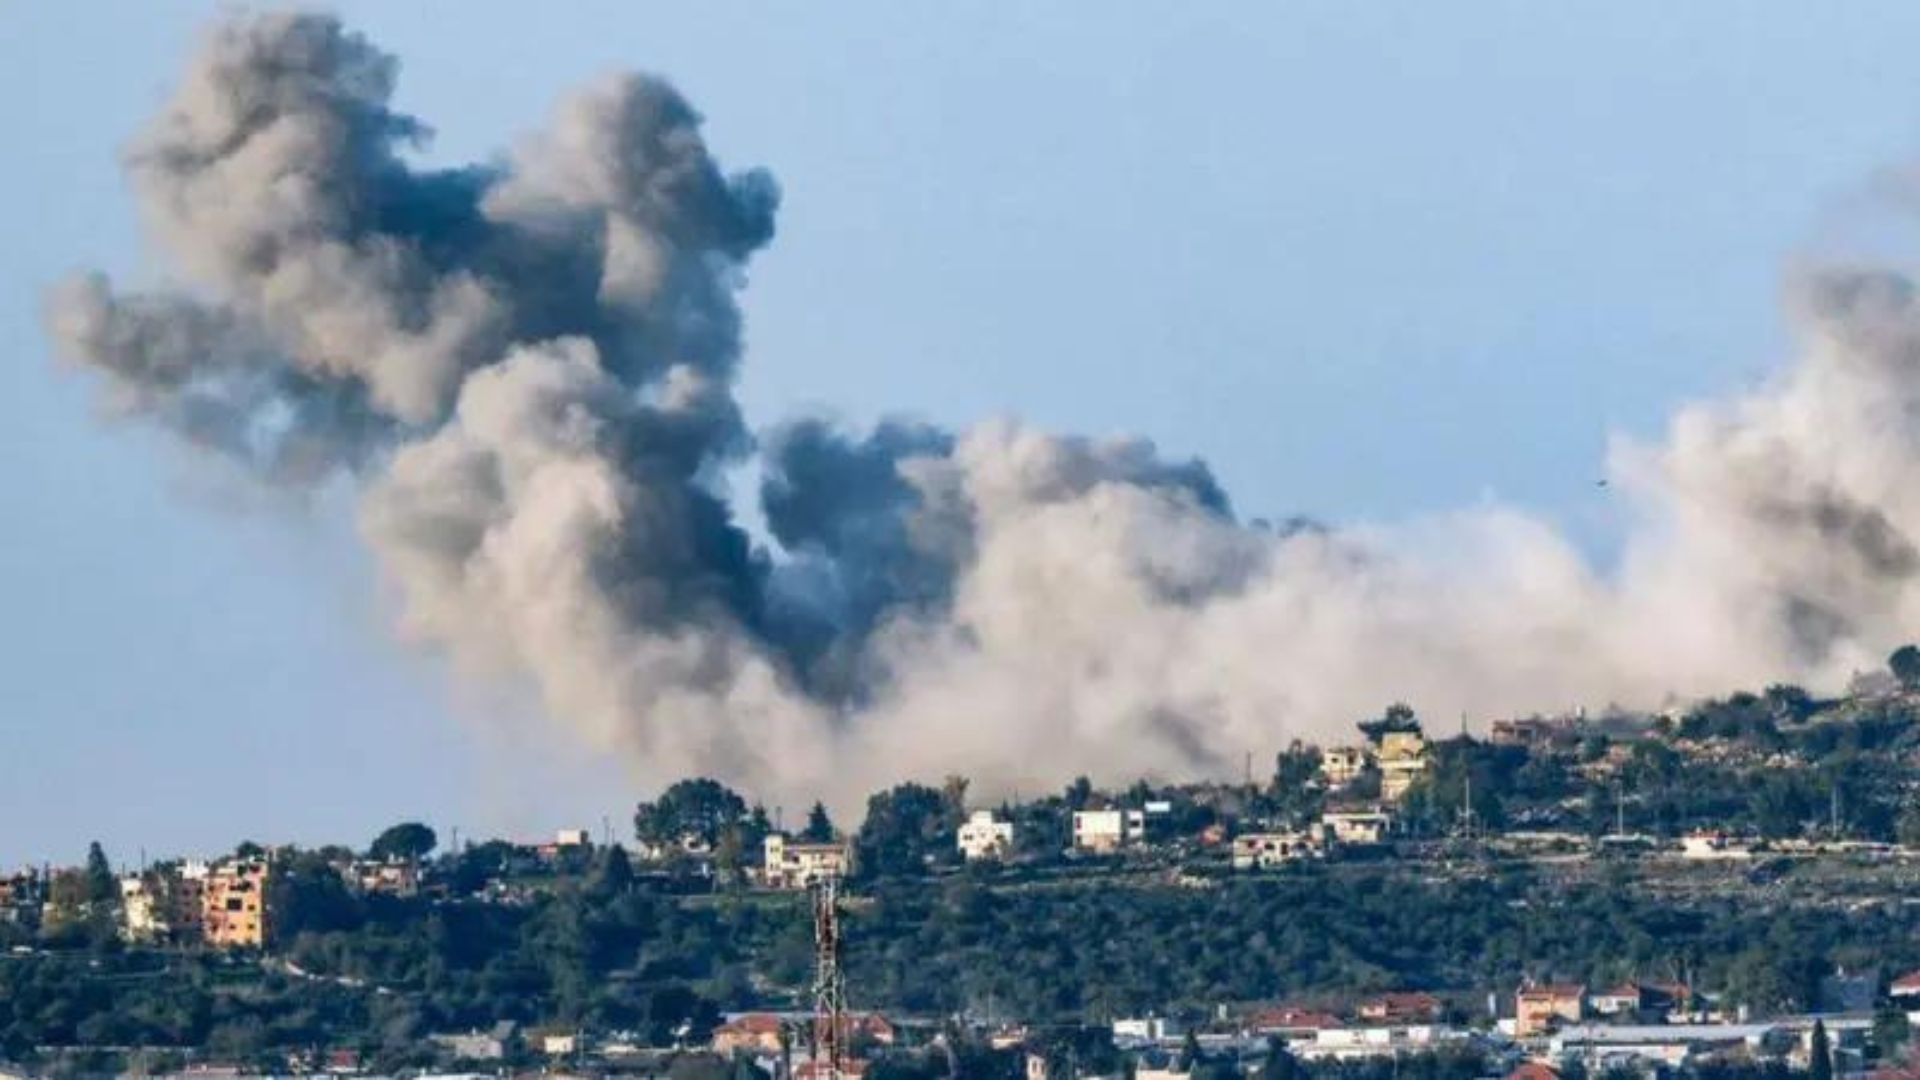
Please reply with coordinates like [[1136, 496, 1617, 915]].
[[1358, 992, 1444, 1025], [1507, 1064, 1561, 1080], [711, 1014, 788, 1056], [1247, 1006, 1343, 1038]]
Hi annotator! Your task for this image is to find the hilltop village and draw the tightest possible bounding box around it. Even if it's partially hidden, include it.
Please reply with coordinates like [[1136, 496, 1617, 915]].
[[14, 654, 1920, 1079]]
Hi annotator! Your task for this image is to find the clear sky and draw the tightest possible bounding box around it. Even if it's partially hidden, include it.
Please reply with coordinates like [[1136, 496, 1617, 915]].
[[6, 2, 1920, 866]]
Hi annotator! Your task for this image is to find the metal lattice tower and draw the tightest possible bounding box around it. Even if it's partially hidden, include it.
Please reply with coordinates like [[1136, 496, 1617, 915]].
[[810, 875, 847, 1080]]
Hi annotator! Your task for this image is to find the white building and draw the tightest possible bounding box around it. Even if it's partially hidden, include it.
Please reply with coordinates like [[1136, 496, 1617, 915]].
[[762, 834, 853, 889], [957, 811, 1014, 860], [1321, 746, 1370, 787], [1322, 809, 1394, 845], [1295, 1025, 1469, 1062], [118, 875, 167, 943], [1231, 830, 1325, 869], [1071, 809, 1144, 853]]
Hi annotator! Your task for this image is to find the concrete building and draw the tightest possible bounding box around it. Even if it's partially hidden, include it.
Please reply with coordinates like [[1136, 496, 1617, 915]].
[[1516, 984, 1587, 1038], [1378, 731, 1430, 801], [118, 874, 168, 944], [762, 834, 853, 889], [203, 858, 270, 949], [1071, 809, 1145, 853], [1322, 808, 1394, 846], [1231, 830, 1325, 869], [957, 810, 1015, 861], [1321, 746, 1370, 787]]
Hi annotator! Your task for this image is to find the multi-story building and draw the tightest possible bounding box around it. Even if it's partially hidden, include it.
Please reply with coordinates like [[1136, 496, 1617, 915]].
[[203, 858, 270, 949], [1378, 731, 1430, 801], [762, 834, 853, 889], [957, 811, 1015, 861], [1515, 983, 1587, 1038], [0, 871, 46, 929], [118, 874, 169, 943]]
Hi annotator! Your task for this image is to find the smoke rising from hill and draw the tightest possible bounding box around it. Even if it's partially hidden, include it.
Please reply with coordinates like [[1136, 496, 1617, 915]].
[[46, 11, 1920, 808]]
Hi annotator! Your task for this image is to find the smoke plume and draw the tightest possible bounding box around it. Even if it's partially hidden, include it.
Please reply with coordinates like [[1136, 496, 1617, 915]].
[[47, 10, 1920, 807]]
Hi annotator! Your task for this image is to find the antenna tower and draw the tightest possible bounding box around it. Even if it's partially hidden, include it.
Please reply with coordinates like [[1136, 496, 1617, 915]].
[[811, 875, 848, 1080]]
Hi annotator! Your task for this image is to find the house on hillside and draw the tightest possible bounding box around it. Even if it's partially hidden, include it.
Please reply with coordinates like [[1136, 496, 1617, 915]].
[[1378, 732, 1430, 801], [1515, 984, 1586, 1038], [1232, 830, 1325, 869], [957, 811, 1014, 861], [1321, 746, 1370, 788], [1322, 808, 1394, 846], [1071, 809, 1144, 853], [762, 835, 853, 889], [1359, 992, 1444, 1025]]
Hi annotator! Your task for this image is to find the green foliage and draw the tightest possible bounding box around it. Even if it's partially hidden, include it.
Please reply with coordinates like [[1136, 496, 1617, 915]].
[[369, 822, 438, 862], [1890, 645, 1920, 691], [1358, 703, 1422, 745], [635, 779, 752, 850], [802, 801, 836, 843], [855, 783, 957, 880]]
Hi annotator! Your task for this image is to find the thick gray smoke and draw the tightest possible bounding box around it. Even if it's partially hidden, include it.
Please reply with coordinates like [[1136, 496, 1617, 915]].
[[46, 10, 1920, 809]]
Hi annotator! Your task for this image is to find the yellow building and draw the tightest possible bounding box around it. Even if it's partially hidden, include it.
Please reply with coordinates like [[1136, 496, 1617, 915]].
[[1378, 731, 1430, 801], [1320, 746, 1371, 788], [203, 858, 270, 949], [762, 834, 853, 889]]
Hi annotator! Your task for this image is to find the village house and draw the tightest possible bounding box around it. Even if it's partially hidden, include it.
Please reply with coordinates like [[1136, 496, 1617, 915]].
[[710, 1013, 788, 1056], [117, 874, 168, 943], [1244, 1006, 1342, 1040], [1322, 808, 1394, 846], [1358, 992, 1444, 1025], [0, 871, 44, 928], [1071, 809, 1144, 853], [1232, 830, 1325, 869], [202, 858, 270, 949], [1515, 983, 1587, 1038], [1378, 731, 1430, 801], [345, 859, 421, 897], [762, 834, 853, 889], [1321, 746, 1370, 788], [1890, 969, 1920, 1024], [957, 810, 1014, 861], [1589, 982, 1691, 1021]]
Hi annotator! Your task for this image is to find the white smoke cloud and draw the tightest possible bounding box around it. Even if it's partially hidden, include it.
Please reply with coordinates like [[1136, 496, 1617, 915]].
[[45, 10, 1920, 813]]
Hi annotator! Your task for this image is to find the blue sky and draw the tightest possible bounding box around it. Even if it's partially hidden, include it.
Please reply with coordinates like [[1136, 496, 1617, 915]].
[[6, 2, 1920, 865]]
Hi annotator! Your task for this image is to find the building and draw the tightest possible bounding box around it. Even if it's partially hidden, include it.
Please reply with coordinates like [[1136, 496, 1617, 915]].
[[1321, 746, 1370, 787], [1515, 984, 1587, 1038], [1294, 1025, 1471, 1062], [431, 1023, 517, 1062], [1231, 830, 1325, 869], [762, 834, 853, 889], [1322, 808, 1394, 846], [1377, 731, 1429, 801], [346, 859, 422, 897], [1245, 1006, 1342, 1040], [1358, 992, 1444, 1025], [118, 874, 168, 943], [202, 858, 270, 949], [1112, 1017, 1188, 1045], [711, 1014, 789, 1056], [1548, 1023, 1782, 1070], [1589, 982, 1691, 1021], [957, 810, 1015, 861], [1071, 809, 1145, 853], [0, 871, 45, 928], [1680, 831, 1754, 860]]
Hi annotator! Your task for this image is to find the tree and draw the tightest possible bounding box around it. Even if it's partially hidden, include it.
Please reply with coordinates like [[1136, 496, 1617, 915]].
[[1262, 1037, 1300, 1080], [1892, 646, 1920, 691], [84, 842, 115, 905], [1359, 703, 1422, 744], [1177, 1030, 1202, 1073], [857, 783, 952, 879], [369, 822, 438, 863], [801, 802, 836, 843], [1810, 1019, 1833, 1080], [635, 779, 750, 850], [592, 844, 634, 896]]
